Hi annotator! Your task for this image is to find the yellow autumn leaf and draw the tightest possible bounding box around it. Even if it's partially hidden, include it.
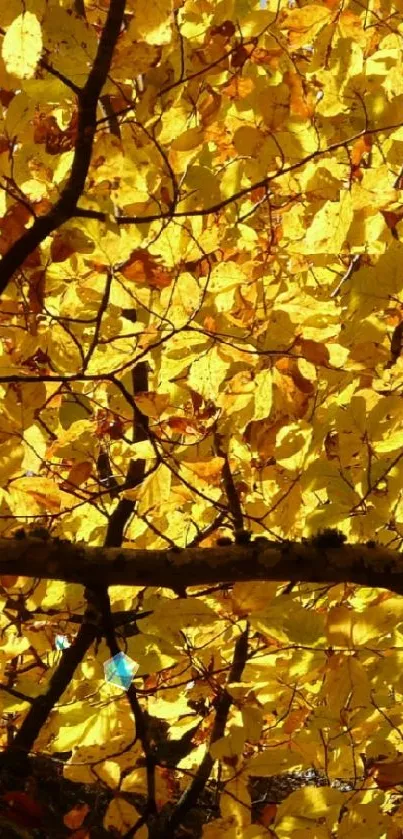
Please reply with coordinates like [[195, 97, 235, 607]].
[[241, 706, 263, 743], [124, 635, 179, 676], [231, 581, 280, 614], [11, 477, 61, 512], [253, 369, 273, 421], [245, 749, 304, 777], [131, 0, 172, 45], [188, 349, 231, 401], [373, 429, 403, 453], [139, 598, 218, 642], [0, 632, 30, 657], [303, 192, 354, 254], [208, 262, 246, 294], [2, 12, 42, 79], [158, 271, 201, 327], [234, 125, 264, 156], [171, 126, 205, 151], [210, 726, 245, 760], [328, 599, 403, 647], [104, 797, 144, 835], [274, 787, 345, 834], [220, 776, 251, 827], [0, 438, 24, 481], [275, 422, 312, 471]]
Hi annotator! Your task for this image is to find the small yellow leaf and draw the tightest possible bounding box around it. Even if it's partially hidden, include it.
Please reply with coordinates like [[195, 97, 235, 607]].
[[171, 126, 204, 152], [103, 797, 143, 834]]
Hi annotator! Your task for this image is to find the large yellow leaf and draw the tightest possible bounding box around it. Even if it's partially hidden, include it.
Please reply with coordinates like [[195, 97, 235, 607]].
[[274, 787, 345, 835], [303, 192, 354, 254], [2, 12, 42, 79]]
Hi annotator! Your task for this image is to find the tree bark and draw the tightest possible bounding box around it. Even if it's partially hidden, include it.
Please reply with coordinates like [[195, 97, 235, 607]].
[[0, 538, 401, 594]]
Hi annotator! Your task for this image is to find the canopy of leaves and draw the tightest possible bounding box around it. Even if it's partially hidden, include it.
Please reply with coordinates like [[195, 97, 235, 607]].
[[1, 0, 403, 836]]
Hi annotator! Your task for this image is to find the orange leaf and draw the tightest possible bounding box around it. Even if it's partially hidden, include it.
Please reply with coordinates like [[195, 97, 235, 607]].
[[351, 134, 372, 166], [0, 576, 19, 588], [67, 462, 92, 487], [121, 249, 173, 289], [1, 791, 44, 828], [221, 77, 254, 99], [64, 803, 90, 830], [259, 803, 277, 826], [371, 758, 403, 790], [284, 71, 313, 118]]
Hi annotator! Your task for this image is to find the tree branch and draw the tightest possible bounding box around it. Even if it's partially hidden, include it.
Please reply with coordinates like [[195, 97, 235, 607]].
[[0, 538, 401, 594], [0, 0, 126, 299], [151, 624, 250, 839], [0, 615, 101, 781]]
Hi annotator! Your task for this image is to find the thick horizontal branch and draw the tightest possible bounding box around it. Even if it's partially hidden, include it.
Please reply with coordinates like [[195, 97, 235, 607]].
[[0, 538, 402, 595]]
